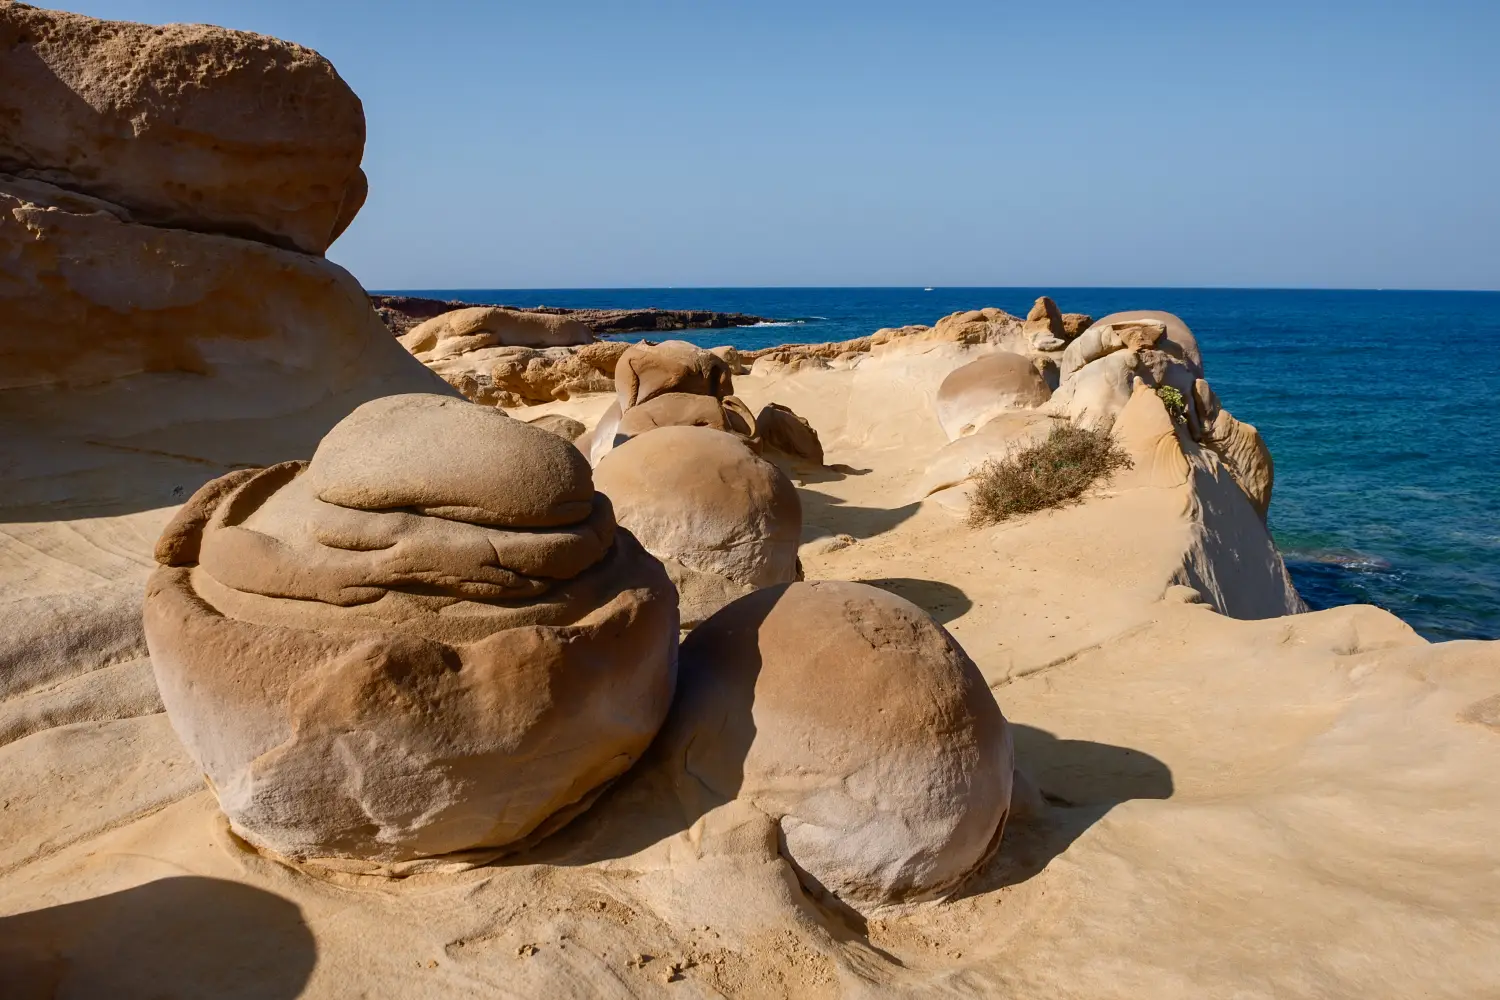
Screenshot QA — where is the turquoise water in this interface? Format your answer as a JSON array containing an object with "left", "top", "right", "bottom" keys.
[{"left": 395, "top": 288, "right": 1500, "bottom": 642}]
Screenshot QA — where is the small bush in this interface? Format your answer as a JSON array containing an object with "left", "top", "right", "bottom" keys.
[
  {"left": 967, "top": 423, "right": 1134, "bottom": 527},
  {"left": 1156, "top": 385, "right": 1187, "bottom": 423}
]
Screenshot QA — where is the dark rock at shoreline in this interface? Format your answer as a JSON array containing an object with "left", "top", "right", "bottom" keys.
[{"left": 369, "top": 294, "right": 768, "bottom": 338}]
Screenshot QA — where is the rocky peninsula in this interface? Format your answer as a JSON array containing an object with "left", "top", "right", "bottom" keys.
[
  {"left": 2, "top": 5, "right": 1498, "bottom": 999},
  {"left": 371, "top": 293, "right": 770, "bottom": 338}
]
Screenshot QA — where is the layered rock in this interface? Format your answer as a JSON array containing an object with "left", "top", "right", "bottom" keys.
[
  {"left": 593, "top": 426, "right": 801, "bottom": 627},
  {"left": 1194, "top": 379, "right": 1274, "bottom": 520},
  {"left": 0, "top": 175, "right": 449, "bottom": 519},
  {"left": 142, "top": 394, "right": 679, "bottom": 865},
  {"left": 0, "top": 5, "right": 366, "bottom": 255},
  {"left": 935, "top": 352, "right": 1054, "bottom": 441},
  {"left": 1091, "top": 309, "right": 1203, "bottom": 377},
  {"left": 667, "top": 581, "right": 1014, "bottom": 911}
]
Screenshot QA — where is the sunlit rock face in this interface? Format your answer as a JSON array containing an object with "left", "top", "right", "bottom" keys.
[{"left": 144, "top": 394, "right": 680, "bottom": 864}]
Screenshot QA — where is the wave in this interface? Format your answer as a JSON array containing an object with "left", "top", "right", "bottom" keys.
[
  {"left": 1283, "top": 548, "right": 1394, "bottom": 572},
  {"left": 748, "top": 320, "right": 806, "bottom": 327}
]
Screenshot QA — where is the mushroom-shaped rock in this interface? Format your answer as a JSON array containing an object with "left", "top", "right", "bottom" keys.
[
  {"left": 935, "top": 352, "right": 1053, "bottom": 441},
  {"left": 1091, "top": 310, "right": 1203, "bottom": 377},
  {"left": 615, "top": 340, "right": 734, "bottom": 410},
  {"left": 142, "top": 394, "right": 679, "bottom": 866},
  {"left": 669, "top": 581, "right": 1014, "bottom": 911},
  {"left": 593, "top": 426, "right": 801, "bottom": 627},
  {"left": 756, "top": 403, "right": 824, "bottom": 465},
  {"left": 398, "top": 308, "right": 595, "bottom": 359}
]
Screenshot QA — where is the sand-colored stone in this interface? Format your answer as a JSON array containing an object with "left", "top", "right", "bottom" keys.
[
  {"left": 143, "top": 394, "right": 679, "bottom": 865},
  {"left": 0, "top": 175, "right": 451, "bottom": 521},
  {"left": 399, "top": 307, "right": 596, "bottom": 359},
  {"left": 1023, "top": 295, "right": 1065, "bottom": 338},
  {"left": 615, "top": 340, "right": 734, "bottom": 410},
  {"left": 917, "top": 410, "right": 1064, "bottom": 499},
  {"left": 1194, "top": 378, "right": 1275, "bottom": 519},
  {"left": 1092, "top": 309, "right": 1204, "bottom": 377},
  {"left": 614, "top": 391, "right": 757, "bottom": 444},
  {"left": 667, "top": 581, "right": 1014, "bottom": 911},
  {"left": 935, "top": 352, "right": 1054, "bottom": 441},
  {"left": 593, "top": 425, "right": 801, "bottom": 627},
  {"left": 0, "top": 5, "right": 366, "bottom": 254},
  {"left": 525, "top": 412, "right": 587, "bottom": 443},
  {"left": 756, "top": 402, "right": 824, "bottom": 465}
]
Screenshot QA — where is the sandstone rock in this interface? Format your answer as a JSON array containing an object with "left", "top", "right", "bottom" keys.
[
  {"left": 0, "top": 5, "right": 366, "bottom": 255},
  {"left": 142, "top": 394, "right": 679, "bottom": 865},
  {"left": 615, "top": 340, "right": 734, "bottom": 410},
  {"left": 1058, "top": 318, "right": 1166, "bottom": 381},
  {"left": 439, "top": 371, "right": 514, "bottom": 407},
  {"left": 935, "top": 352, "right": 1053, "bottom": 441},
  {"left": 1091, "top": 310, "right": 1203, "bottom": 377},
  {"left": 615, "top": 391, "right": 757, "bottom": 444},
  {"left": 710, "top": 345, "right": 749, "bottom": 374},
  {"left": 1023, "top": 296, "right": 1065, "bottom": 338},
  {"left": 749, "top": 353, "right": 833, "bottom": 378},
  {"left": 755, "top": 403, "right": 824, "bottom": 465},
  {"left": 1061, "top": 313, "right": 1094, "bottom": 339},
  {"left": 668, "top": 581, "right": 1013, "bottom": 911},
  {"left": 399, "top": 308, "right": 596, "bottom": 359},
  {"left": 0, "top": 176, "right": 450, "bottom": 519},
  {"left": 525, "top": 413, "right": 587, "bottom": 443},
  {"left": 1194, "top": 379, "right": 1274, "bottom": 519},
  {"left": 593, "top": 426, "right": 801, "bottom": 627},
  {"left": 485, "top": 347, "right": 616, "bottom": 405}
]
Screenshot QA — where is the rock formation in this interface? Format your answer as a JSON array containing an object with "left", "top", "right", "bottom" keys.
[
  {"left": 667, "top": 581, "right": 1014, "bottom": 911},
  {"left": 0, "top": 5, "right": 367, "bottom": 255},
  {"left": 1194, "top": 379, "right": 1275, "bottom": 519},
  {"left": 525, "top": 412, "right": 588, "bottom": 442},
  {"left": 370, "top": 293, "right": 769, "bottom": 337},
  {"left": 755, "top": 402, "right": 825, "bottom": 465},
  {"left": 1091, "top": 309, "right": 1204, "bottom": 377},
  {"left": 593, "top": 425, "right": 801, "bottom": 627},
  {"left": 399, "top": 307, "right": 597, "bottom": 356},
  {"left": 142, "top": 394, "right": 679, "bottom": 866},
  {"left": 935, "top": 352, "right": 1054, "bottom": 441}
]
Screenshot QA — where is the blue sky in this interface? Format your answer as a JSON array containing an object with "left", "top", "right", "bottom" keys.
[{"left": 62, "top": 2, "right": 1500, "bottom": 289}]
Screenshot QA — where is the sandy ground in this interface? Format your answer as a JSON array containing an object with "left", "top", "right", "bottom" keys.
[{"left": 2, "top": 349, "right": 1497, "bottom": 998}]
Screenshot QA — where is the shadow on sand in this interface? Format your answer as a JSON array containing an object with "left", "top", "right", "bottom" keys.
[
  {"left": 857, "top": 576, "right": 972, "bottom": 623},
  {"left": 0, "top": 876, "right": 317, "bottom": 999}
]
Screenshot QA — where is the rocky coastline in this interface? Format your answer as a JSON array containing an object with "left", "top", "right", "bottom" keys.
[{"left": 371, "top": 293, "right": 769, "bottom": 338}]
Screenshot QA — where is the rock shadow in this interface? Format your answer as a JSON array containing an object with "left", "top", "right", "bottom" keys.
[
  {"left": 857, "top": 577, "right": 972, "bottom": 623},
  {"left": 797, "top": 487, "right": 920, "bottom": 540},
  {"left": 0, "top": 876, "right": 317, "bottom": 999},
  {"left": 957, "top": 723, "right": 1173, "bottom": 897}
]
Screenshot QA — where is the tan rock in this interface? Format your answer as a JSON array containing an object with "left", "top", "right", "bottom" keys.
[
  {"left": 666, "top": 580, "right": 1014, "bottom": 911},
  {"left": 1194, "top": 379, "right": 1274, "bottom": 519},
  {"left": 755, "top": 403, "right": 824, "bottom": 465},
  {"left": 484, "top": 348, "right": 615, "bottom": 405},
  {"left": 1058, "top": 318, "right": 1166, "bottom": 381},
  {"left": 1061, "top": 313, "right": 1094, "bottom": 339},
  {"left": 142, "top": 394, "right": 679, "bottom": 865},
  {"left": 615, "top": 340, "right": 734, "bottom": 410},
  {"left": 0, "top": 175, "right": 450, "bottom": 520},
  {"left": 0, "top": 6, "right": 366, "bottom": 255},
  {"left": 593, "top": 426, "right": 801, "bottom": 627},
  {"left": 615, "top": 391, "right": 757, "bottom": 444},
  {"left": 1092, "top": 309, "right": 1203, "bottom": 377},
  {"left": 525, "top": 413, "right": 587, "bottom": 443},
  {"left": 935, "top": 352, "right": 1054, "bottom": 441},
  {"left": 398, "top": 308, "right": 595, "bottom": 359},
  {"left": 1023, "top": 296, "right": 1065, "bottom": 338},
  {"left": 749, "top": 352, "right": 833, "bottom": 378},
  {"left": 710, "top": 344, "right": 749, "bottom": 374}
]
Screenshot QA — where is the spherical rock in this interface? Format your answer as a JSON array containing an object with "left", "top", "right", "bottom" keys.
[
  {"left": 670, "top": 581, "right": 1014, "bottom": 911},
  {"left": 143, "top": 393, "right": 679, "bottom": 866},
  {"left": 593, "top": 426, "right": 801, "bottom": 627},
  {"left": 935, "top": 352, "right": 1053, "bottom": 441}
]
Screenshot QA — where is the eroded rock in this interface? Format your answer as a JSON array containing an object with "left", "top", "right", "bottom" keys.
[{"left": 935, "top": 352, "right": 1054, "bottom": 441}]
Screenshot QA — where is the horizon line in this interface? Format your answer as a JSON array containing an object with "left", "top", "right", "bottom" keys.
[{"left": 370, "top": 284, "right": 1500, "bottom": 295}]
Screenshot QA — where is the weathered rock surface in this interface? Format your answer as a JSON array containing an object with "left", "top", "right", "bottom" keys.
[
  {"left": 593, "top": 425, "right": 801, "bottom": 627},
  {"left": 667, "top": 580, "right": 1014, "bottom": 911},
  {"left": 1023, "top": 295, "right": 1066, "bottom": 338},
  {"left": 525, "top": 412, "right": 587, "bottom": 443},
  {"left": 143, "top": 394, "right": 679, "bottom": 866},
  {"left": 1194, "top": 378, "right": 1275, "bottom": 519},
  {"left": 0, "top": 175, "right": 450, "bottom": 519},
  {"left": 0, "top": 4, "right": 366, "bottom": 255},
  {"left": 1091, "top": 309, "right": 1203, "bottom": 377},
  {"left": 755, "top": 402, "right": 824, "bottom": 465},
  {"left": 615, "top": 340, "right": 734, "bottom": 409},
  {"left": 399, "top": 307, "right": 596, "bottom": 357},
  {"left": 586, "top": 341, "right": 755, "bottom": 462},
  {"left": 935, "top": 352, "right": 1054, "bottom": 441}
]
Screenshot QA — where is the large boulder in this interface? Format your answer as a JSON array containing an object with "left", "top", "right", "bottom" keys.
[
  {"left": 935, "top": 352, "right": 1053, "bottom": 441},
  {"left": 0, "top": 5, "right": 366, "bottom": 255},
  {"left": 587, "top": 341, "right": 754, "bottom": 462},
  {"left": 0, "top": 176, "right": 450, "bottom": 519},
  {"left": 1023, "top": 295, "right": 1065, "bottom": 338},
  {"left": 615, "top": 391, "right": 756, "bottom": 443},
  {"left": 593, "top": 426, "right": 801, "bottom": 627},
  {"left": 142, "top": 394, "right": 679, "bottom": 866},
  {"left": 1090, "top": 309, "right": 1203, "bottom": 377},
  {"left": 398, "top": 307, "right": 596, "bottom": 359},
  {"left": 755, "top": 402, "right": 824, "bottom": 465},
  {"left": 668, "top": 581, "right": 1014, "bottom": 912},
  {"left": 614, "top": 339, "right": 734, "bottom": 409}
]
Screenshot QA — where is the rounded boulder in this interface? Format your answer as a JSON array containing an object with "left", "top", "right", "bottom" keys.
[{"left": 935, "top": 351, "right": 1053, "bottom": 441}]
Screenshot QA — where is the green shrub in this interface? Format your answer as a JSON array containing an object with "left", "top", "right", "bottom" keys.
[
  {"left": 1156, "top": 385, "right": 1187, "bottom": 423},
  {"left": 967, "top": 423, "right": 1134, "bottom": 527}
]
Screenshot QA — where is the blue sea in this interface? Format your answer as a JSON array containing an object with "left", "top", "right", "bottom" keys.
[{"left": 395, "top": 288, "right": 1500, "bottom": 643}]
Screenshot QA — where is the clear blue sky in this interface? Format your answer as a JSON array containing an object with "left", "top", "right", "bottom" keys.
[{"left": 63, "top": 2, "right": 1500, "bottom": 289}]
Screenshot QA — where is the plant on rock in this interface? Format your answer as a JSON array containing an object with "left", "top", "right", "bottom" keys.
[
  {"left": 968, "top": 423, "right": 1133, "bottom": 526},
  {"left": 1156, "top": 385, "right": 1187, "bottom": 423}
]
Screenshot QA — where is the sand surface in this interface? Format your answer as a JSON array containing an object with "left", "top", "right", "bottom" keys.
[{"left": 3, "top": 346, "right": 1497, "bottom": 998}]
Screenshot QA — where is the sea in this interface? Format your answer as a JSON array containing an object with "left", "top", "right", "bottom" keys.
[{"left": 395, "top": 287, "right": 1500, "bottom": 643}]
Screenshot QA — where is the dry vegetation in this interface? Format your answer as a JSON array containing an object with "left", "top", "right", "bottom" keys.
[{"left": 968, "top": 423, "right": 1134, "bottom": 526}]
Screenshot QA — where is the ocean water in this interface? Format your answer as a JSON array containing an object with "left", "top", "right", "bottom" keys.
[{"left": 397, "top": 287, "right": 1500, "bottom": 642}]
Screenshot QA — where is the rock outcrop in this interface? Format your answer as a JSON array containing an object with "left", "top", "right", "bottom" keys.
[
  {"left": 1194, "top": 379, "right": 1274, "bottom": 519},
  {"left": 0, "top": 4, "right": 367, "bottom": 255},
  {"left": 142, "top": 394, "right": 679, "bottom": 866},
  {"left": 935, "top": 352, "right": 1054, "bottom": 441},
  {"left": 667, "top": 581, "right": 1014, "bottom": 911},
  {"left": 755, "top": 402, "right": 824, "bottom": 465},
  {"left": 370, "top": 294, "right": 769, "bottom": 337},
  {"left": 399, "top": 307, "right": 596, "bottom": 357},
  {"left": 1091, "top": 309, "right": 1203, "bottom": 377},
  {"left": 593, "top": 425, "right": 801, "bottom": 627}
]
